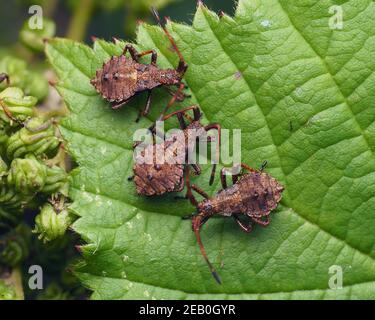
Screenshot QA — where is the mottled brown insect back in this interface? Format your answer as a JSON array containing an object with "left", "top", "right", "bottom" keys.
[
  {"left": 90, "top": 8, "right": 189, "bottom": 121},
  {"left": 131, "top": 97, "right": 221, "bottom": 196},
  {"left": 90, "top": 53, "right": 182, "bottom": 106},
  {"left": 133, "top": 140, "right": 185, "bottom": 196},
  {"left": 185, "top": 163, "right": 284, "bottom": 284},
  {"left": 202, "top": 171, "right": 284, "bottom": 220},
  {"left": 91, "top": 55, "right": 137, "bottom": 103}
]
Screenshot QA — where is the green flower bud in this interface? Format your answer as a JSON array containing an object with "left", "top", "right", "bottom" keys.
[
  {"left": 36, "top": 282, "right": 71, "bottom": 300},
  {"left": 33, "top": 203, "right": 72, "bottom": 243},
  {"left": 0, "top": 207, "right": 23, "bottom": 229},
  {"left": 0, "top": 56, "right": 48, "bottom": 101},
  {"left": 0, "top": 57, "right": 26, "bottom": 91},
  {"left": 7, "top": 155, "right": 47, "bottom": 195},
  {"left": 23, "top": 71, "right": 49, "bottom": 102},
  {"left": 0, "top": 121, "right": 9, "bottom": 141},
  {"left": 0, "top": 156, "right": 7, "bottom": 191},
  {"left": 20, "top": 18, "right": 56, "bottom": 52},
  {"left": 0, "top": 87, "right": 36, "bottom": 126},
  {"left": 0, "top": 87, "right": 37, "bottom": 107},
  {"left": 0, "top": 184, "right": 31, "bottom": 214},
  {"left": 6, "top": 117, "right": 60, "bottom": 159},
  {"left": 0, "top": 224, "right": 30, "bottom": 267},
  {"left": 0, "top": 155, "right": 7, "bottom": 175},
  {"left": 0, "top": 280, "right": 17, "bottom": 300},
  {"left": 0, "top": 242, "right": 25, "bottom": 266},
  {"left": 41, "top": 165, "right": 69, "bottom": 195}
]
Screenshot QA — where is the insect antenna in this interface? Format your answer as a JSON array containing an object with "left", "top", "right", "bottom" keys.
[
  {"left": 151, "top": 7, "right": 186, "bottom": 66},
  {"left": 260, "top": 160, "right": 268, "bottom": 171},
  {"left": 193, "top": 216, "right": 222, "bottom": 284},
  {"left": 204, "top": 124, "right": 221, "bottom": 186}
]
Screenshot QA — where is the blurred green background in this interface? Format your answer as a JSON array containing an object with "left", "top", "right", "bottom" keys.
[{"left": 0, "top": 0, "right": 235, "bottom": 46}]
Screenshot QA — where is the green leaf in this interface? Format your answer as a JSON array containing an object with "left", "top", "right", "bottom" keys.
[{"left": 46, "top": 0, "right": 375, "bottom": 299}]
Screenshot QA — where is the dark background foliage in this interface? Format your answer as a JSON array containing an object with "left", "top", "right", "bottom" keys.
[{"left": 0, "top": 0, "right": 235, "bottom": 45}]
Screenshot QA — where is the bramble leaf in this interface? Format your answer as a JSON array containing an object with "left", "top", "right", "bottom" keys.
[{"left": 46, "top": 0, "right": 375, "bottom": 299}]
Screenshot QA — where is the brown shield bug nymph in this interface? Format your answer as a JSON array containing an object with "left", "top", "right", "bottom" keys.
[
  {"left": 132, "top": 138, "right": 186, "bottom": 196},
  {"left": 185, "top": 163, "right": 284, "bottom": 284},
  {"left": 90, "top": 8, "right": 188, "bottom": 121},
  {"left": 131, "top": 87, "right": 221, "bottom": 196}
]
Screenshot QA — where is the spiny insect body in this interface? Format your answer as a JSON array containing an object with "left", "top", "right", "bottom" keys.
[
  {"left": 90, "top": 8, "right": 188, "bottom": 121},
  {"left": 185, "top": 163, "right": 284, "bottom": 284},
  {"left": 132, "top": 96, "right": 220, "bottom": 196}
]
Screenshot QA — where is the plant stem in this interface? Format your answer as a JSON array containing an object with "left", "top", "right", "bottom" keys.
[
  {"left": 11, "top": 268, "right": 24, "bottom": 300},
  {"left": 66, "top": 0, "right": 95, "bottom": 41},
  {"left": 3, "top": 268, "right": 24, "bottom": 300},
  {"left": 44, "top": 0, "right": 59, "bottom": 18}
]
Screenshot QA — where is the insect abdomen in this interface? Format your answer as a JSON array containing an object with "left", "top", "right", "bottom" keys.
[
  {"left": 91, "top": 56, "right": 138, "bottom": 102},
  {"left": 239, "top": 172, "right": 283, "bottom": 217}
]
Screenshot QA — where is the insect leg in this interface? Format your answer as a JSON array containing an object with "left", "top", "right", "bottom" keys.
[
  {"left": 176, "top": 60, "right": 188, "bottom": 76},
  {"left": 184, "top": 165, "right": 199, "bottom": 207},
  {"left": 161, "top": 105, "right": 199, "bottom": 122},
  {"left": 165, "top": 86, "right": 190, "bottom": 102},
  {"left": 241, "top": 163, "right": 259, "bottom": 173},
  {"left": 193, "top": 107, "right": 202, "bottom": 121},
  {"left": 0, "top": 73, "right": 9, "bottom": 85},
  {"left": 233, "top": 214, "right": 253, "bottom": 233},
  {"left": 205, "top": 124, "right": 221, "bottom": 186},
  {"left": 157, "top": 83, "right": 185, "bottom": 121},
  {"left": 111, "top": 97, "right": 132, "bottom": 110},
  {"left": 191, "top": 184, "right": 209, "bottom": 199},
  {"left": 137, "top": 50, "right": 158, "bottom": 65},
  {"left": 149, "top": 105, "right": 196, "bottom": 138},
  {"left": 177, "top": 113, "right": 187, "bottom": 129},
  {"left": 220, "top": 168, "right": 228, "bottom": 189},
  {"left": 123, "top": 44, "right": 140, "bottom": 61},
  {"left": 192, "top": 214, "right": 222, "bottom": 284},
  {"left": 183, "top": 112, "right": 193, "bottom": 123},
  {"left": 151, "top": 7, "right": 188, "bottom": 77},
  {"left": 259, "top": 160, "right": 268, "bottom": 171},
  {"left": 209, "top": 165, "right": 217, "bottom": 186},
  {"left": 136, "top": 90, "right": 153, "bottom": 122},
  {"left": 252, "top": 215, "right": 270, "bottom": 227},
  {"left": 232, "top": 173, "right": 240, "bottom": 185},
  {"left": 204, "top": 124, "right": 221, "bottom": 136},
  {"left": 191, "top": 164, "right": 201, "bottom": 175}
]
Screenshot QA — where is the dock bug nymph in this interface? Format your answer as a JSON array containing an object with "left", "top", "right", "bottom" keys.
[
  {"left": 90, "top": 8, "right": 188, "bottom": 121},
  {"left": 185, "top": 163, "right": 284, "bottom": 284},
  {"left": 131, "top": 86, "right": 221, "bottom": 196}
]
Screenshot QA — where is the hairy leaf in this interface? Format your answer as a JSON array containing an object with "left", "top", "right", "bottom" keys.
[{"left": 46, "top": 0, "right": 375, "bottom": 299}]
